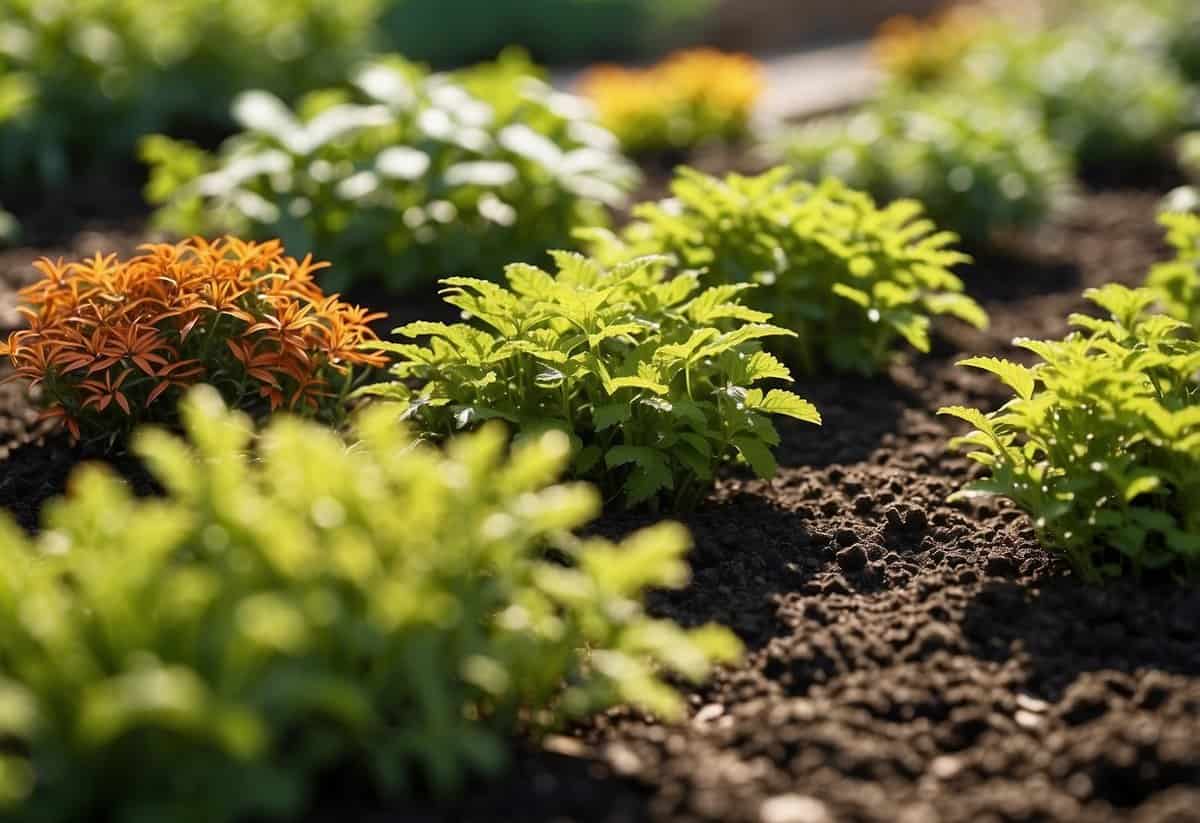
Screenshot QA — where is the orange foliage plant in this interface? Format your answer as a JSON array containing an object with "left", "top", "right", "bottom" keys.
[
  {"left": 580, "top": 48, "right": 763, "bottom": 155},
  {"left": 872, "top": 5, "right": 988, "bottom": 87},
  {"left": 0, "top": 237, "right": 386, "bottom": 443}
]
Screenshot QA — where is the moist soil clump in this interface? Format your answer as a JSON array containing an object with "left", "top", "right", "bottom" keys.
[{"left": 2, "top": 188, "right": 1199, "bottom": 823}]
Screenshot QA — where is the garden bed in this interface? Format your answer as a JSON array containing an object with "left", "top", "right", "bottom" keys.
[{"left": 2, "top": 170, "right": 1198, "bottom": 821}]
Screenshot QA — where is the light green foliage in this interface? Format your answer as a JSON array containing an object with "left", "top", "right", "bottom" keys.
[
  {"left": 1148, "top": 212, "right": 1200, "bottom": 329},
  {"left": 586, "top": 168, "right": 987, "bottom": 375},
  {"left": 359, "top": 252, "right": 820, "bottom": 509},
  {"left": 1074, "top": 0, "right": 1200, "bottom": 85},
  {"left": 1181, "top": 132, "right": 1200, "bottom": 181},
  {"left": 144, "top": 51, "right": 638, "bottom": 292},
  {"left": 1161, "top": 133, "right": 1200, "bottom": 213},
  {"left": 880, "top": 14, "right": 1194, "bottom": 173},
  {"left": 0, "top": 206, "right": 16, "bottom": 246},
  {"left": 0, "top": 386, "right": 740, "bottom": 820},
  {"left": 380, "top": 0, "right": 714, "bottom": 67},
  {"left": 777, "top": 94, "right": 1072, "bottom": 243},
  {"left": 995, "top": 28, "right": 1194, "bottom": 171},
  {"left": 0, "top": 0, "right": 380, "bottom": 193},
  {"left": 941, "top": 285, "right": 1200, "bottom": 581}
]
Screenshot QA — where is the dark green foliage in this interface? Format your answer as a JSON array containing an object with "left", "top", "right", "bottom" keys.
[
  {"left": 0, "top": 386, "right": 740, "bottom": 820},
  {"left": 0, "top": 0, "right": 381, "bottom": 194},
  {"left": 942, "top": 285, "right": 1200, "bottom": 581},
  {"left": 777, "top": 93, "right": 1073, "bottom": 243},
  {"left": 586, "top": 168, "right": 988, "bottom": 375},
  {"left": 143, "top": 52, "right": 638, "bottom": 292},
  {"left": 379, "top": 0, "right": 715, "bottom": 68},
  {"left": 359, "top": 252, "right": 821, "bottom": 509}
]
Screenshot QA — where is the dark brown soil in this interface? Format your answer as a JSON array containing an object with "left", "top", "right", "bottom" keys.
[{"left": 2, "top": 187, "right": 1199, "bottom": 823}]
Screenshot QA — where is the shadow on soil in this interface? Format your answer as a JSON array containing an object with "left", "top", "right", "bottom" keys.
[{"left": 961, "top": 575, "right": 1200, "bottom": 701}]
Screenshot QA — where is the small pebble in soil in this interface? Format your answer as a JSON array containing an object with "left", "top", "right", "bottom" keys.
[{"left": 759, "top": 794, "right": 833, "bottom": 823}]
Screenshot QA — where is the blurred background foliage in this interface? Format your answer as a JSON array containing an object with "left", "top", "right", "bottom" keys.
[{"left": 380, "top": 0, "right": 716, "bottom": 68}]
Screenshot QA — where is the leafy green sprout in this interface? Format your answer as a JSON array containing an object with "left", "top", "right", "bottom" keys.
[
  {"left": 358, "top": 252, "right": 821, "bottom": 509},
  {"left": 942, "top": 285, "right": 1200, "bottom": 581},
  {"left": 0, "top": 385, "right": 741, "bottom": 819}
]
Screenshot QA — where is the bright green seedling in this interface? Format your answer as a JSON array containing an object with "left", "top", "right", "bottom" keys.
[
  {"left": 1147, "top": 212, "right": 1200, "bottom": 329},
  {"left": 143, "top": 51, "right": 638, "bottom": 292},
  {"left": 941, "top": 285, "right": 1200, "bottom": 581},
  {"left": 0, "top": 386, "right": 740, "bottom": 820},
  {"left": 777, "top": 94, "right": 1073, "bottom": 243},
  {"left": 586, "top": 167, "right": 987, "bottom": 375},
  {"left": 359, "top": 252, "right": 821, "bottom": 509}
]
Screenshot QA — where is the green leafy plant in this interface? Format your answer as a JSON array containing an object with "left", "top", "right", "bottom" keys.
[
  {"left": 876, "top": 11, "right": 1195, "bottom": 173},
  {"left": 585, "top": 167, "right": 988, "bottom": 375},
  {"left": 1147, "top": 212, "right": 1200, "bottom": 329},
  {"left": 1000, "top": 28, "right": 1194, "bottom": 171},
  {"left": 143, "top": 51, "right": 638, "bottom": 292},
  {"left": 359, "top": 252, "right": 821, "bottom": 509},
  {"left": 0, "top": 0, "right": 381, "bottom": 194},
  {"left": 941, "top": 285, "right": 1200, "bottom": 581},
  {"left": 776, "top": 93, "right": 1073, "bottom": 243},
  {"left": 379, "top": 0, "right": 715, "bottom": 68},
  {"left": 0, "top": 386, "right": 741, "bottom": 820},
  {"left": 1074, "top": 0, "right": 1200, "bottom": 85}
]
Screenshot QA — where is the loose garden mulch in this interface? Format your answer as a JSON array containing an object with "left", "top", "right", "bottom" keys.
[{"left": 2, "top": 181, "right": 1199, "bottom": 822}]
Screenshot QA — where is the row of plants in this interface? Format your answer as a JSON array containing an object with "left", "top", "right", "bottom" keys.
[
  {"left": 0, "top": 1, "right": 717, "bottom": 212},
  {"left": 774, "top": 0, "right": 1200, "bottom": 243},
  {"left": 5, "top": 163, "right": 989, "bottom": 489},
  {"left": 2, "top": 177, "right": 1198, "bottom": 820},
  {"left": 2, "top": 4, "right": 1200, "bottom": 818},
  {"left": 0, "top": 158, "right": 962, "bottom": 816},
  {"left": 142, "top": 50, "right": 640, "bottom": 291}
]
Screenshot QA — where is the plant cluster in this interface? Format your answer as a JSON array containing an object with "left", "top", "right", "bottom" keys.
[
  {"left": 995, "top": 29, "right": 1194, "bottom": 172},
  {"left": 0, "top": 237, "right": 385, "bottom": 444},
  {"left": 942, "top": 285, "right": 1200, "bottom": 581},
  {"left": 144, "top": 51, "right": 638, "bottom": 292},
  {"left": 580, "top": 48, "right": 763, "bottom": 156},
  {"left": 359, "top": 252, "right": 820, "bottom": 509},
  {"left": 0, "top": 386, "right": 740, "bottom": 820},
  {"left": 777, "top": 92, "right": 1073, "bottom": 243},
  {"left": 1079, "top": 0, "right": 1200, "bottom": 85},
  {"left": 380, "top": 0, "right": 715, "bottom": 68},
  {"left": 1147, "top": 212, "right": 1200, "bottom": 329},
  {"left": 872, "top": 6, "right": 990, "bottom": 90},
  {"left": 0, "top": 0, "right": 381, "bottom": 195},
  {"left": 586, "top": 168, "right": 988, "bottom": 375},
  {"left": 869, "top": 5, "right": 1196, "bottom": 174}
]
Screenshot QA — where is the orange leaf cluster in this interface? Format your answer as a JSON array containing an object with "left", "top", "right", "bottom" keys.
[
  {"left": 580, "top": 48, "right": 763, "bottom": 155},
  {"left": 0, "top": 237, "right": 386, "bottom": 441}
]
